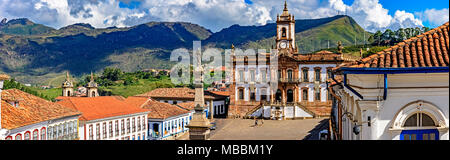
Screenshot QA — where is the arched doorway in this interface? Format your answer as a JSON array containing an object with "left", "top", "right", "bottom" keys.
[
  {"left": 275, "top": 89, "right": 282, "bottom": 102},
  {"left": 400, "top": 113, "right": 439, "bottom": 140},
  {"left": 287, "top": 89, "right": 293, "bottom": 103},
  {"left": 391, "top": 101, "right": 447, "bottom": 140}
]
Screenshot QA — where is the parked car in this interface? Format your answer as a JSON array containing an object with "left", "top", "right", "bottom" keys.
[
  {"left": 210, "top": 122, "right": 217, "bottom": 130},
  {"left": 319, "top": 130, "right": 328, "bottom": 140}
]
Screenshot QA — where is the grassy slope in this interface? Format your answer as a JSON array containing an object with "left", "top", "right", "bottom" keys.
[{"left": 243, "top": 16, "right": 372, "bottom": 53}]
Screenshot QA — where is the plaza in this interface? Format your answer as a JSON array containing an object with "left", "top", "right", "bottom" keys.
[{"left": 210, "top": 118, "right": 329, "bottom": 140}]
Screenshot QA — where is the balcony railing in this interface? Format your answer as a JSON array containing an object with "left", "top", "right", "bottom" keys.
[{"left": 279, "top": 78, "right": 301, "bottom": 83}]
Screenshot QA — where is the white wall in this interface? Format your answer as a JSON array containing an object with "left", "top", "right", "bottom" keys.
[{"left": 338, "top": 73, "right": 449, "bottom": 140}]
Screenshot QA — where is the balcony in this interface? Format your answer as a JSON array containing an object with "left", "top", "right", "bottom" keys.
[{"left": 279, "top": 78, "right": 301, "bottom": 83}]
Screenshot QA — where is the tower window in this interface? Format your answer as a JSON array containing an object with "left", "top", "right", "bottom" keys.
[{"left": 282, "top": 28, "right": 287, "bottom": 38}]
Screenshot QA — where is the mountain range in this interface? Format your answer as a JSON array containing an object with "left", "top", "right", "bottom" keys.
[{"left": 0, "top": 15, "right": 370, "bottom": 85}]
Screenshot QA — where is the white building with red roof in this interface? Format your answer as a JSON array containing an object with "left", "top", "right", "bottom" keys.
[
  {"left": 125, "top": 97, "right": 191, "bottom": 140},
  {"left": 56, "top": 96, "right": 150, "bottom": 140},
  {"left": 1, "top": 81, "right": 82, "bottom": 140},
  {"left": 329, "top": 22, "right": 449, "bottom": 140}
]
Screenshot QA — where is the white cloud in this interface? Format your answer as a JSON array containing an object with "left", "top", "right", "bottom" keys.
[
  {"left": 415, "top": 8, "right": 449, "bottom": 27},
  {"left": 0, "top": 0, "right": 435, "bottom": 32}
]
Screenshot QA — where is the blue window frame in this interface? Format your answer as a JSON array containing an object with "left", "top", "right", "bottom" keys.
[{"left": 400, "top": 129, "right": 439, "bottom": 140}]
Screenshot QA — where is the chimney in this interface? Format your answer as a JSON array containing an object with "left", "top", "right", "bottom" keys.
[{"left": 0, "top": 74, "right": 10, "bottom": 138}]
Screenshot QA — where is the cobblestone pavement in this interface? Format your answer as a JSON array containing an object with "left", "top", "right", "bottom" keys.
[{"left": 210, "top": 118, "right": 329, "bottom": 140}]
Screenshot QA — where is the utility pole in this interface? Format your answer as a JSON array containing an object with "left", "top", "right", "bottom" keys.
[{"left": 327, "top": 40, "right": 330, "bottom": 49}]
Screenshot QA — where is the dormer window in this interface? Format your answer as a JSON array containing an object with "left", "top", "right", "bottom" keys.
[{"left": 9, "top": 101, "right": 19, "bottom": 107}]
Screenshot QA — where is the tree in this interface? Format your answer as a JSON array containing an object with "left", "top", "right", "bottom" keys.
[{"left": 102, "top": 68, "right": 123, "bottom": 81}]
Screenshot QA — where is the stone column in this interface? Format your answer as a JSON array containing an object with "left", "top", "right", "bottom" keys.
[
  {"left": 357, "top": 101, "right": 379, "bottom": 140},
  {"left": 210, "top": 99, "right": 214, "bottom": 121}
]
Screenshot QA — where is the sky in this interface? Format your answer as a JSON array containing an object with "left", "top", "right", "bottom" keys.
[{"left": 0, "top": 0, "right": 448, "bottom": 32}]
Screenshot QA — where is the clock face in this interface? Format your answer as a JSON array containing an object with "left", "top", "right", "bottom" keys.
[{"left": 280, "top": 42, "right": 287, "bottom": 49}]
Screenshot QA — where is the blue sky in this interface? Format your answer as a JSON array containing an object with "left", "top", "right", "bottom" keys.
[{"left": 0, "top": 0, "right": 448, "bottom": 32}]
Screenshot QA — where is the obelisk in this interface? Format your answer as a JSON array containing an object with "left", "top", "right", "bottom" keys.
[{"left": 186, "top": 48, "right": 211, "bottom": 140}]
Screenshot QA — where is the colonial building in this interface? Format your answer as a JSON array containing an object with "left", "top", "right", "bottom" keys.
[
  {"left": 135, "top": 88, "right": 228, "bottom": 118},
  {"left": 1, "top": 87, "right": 81, "bottom": 140},
  {"left": 56, "top": 96, "right": 150, "bottom": 140},
  {"left": 230, "top": 2, "right": 356, "bottom": 119},
  {"left": 125, "top": 96, "right": 191, "bottom": 140},
  {"left": 328, "top": 22, "right": 449, "bottom": 140}
]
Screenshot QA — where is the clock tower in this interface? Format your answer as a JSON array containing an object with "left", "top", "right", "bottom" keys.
[{"left": 276, "top": 1, "right": 297, "bottom": 55}]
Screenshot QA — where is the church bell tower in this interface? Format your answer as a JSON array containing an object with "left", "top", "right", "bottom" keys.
[
  {"left": 86, "top": 72, "right": 99, "bottom": 97},
  {"left": 62, "top": 71, "right": 74, "bottom": 97},
  {"left": 276, "top": 1, "right": 297, "bottom": 55}
]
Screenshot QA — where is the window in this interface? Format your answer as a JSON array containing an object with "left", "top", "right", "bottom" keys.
[
  {"left": 250, "top": 92, "right": 255, "bottom": 101},
  {"left": 115, "top": 120, "right": 119, "bottom": 136},
  {"left": 33, "top": 130, "right": 38, "bottom": 140},
  {"left": 72, "top": 121, "right": 77, "bottom": 135},
  {"left": 109, "top": 121, "right": 113, "bottom": 138},
  {"left": 68, "top": 122, "right": 73, "bottom": 135},
  {"left": 64, "top": 123, "right": 68, "bottom": 138},
  {"left": 282, "top": 28, "right": 286, "bottom": 37},
  {"left": 41, "top": 128, "right": 46, "bottom": 140},
  {"left": 127, "top": 118, "right": 130, "bottom": 134},
  {"left": 302, "top": 69, "right": 309, "bottom": 82},
  {"left": 403, "top": 113, "right": 436, "bottom": 127},
  {"left": 15, "top": 134, "right": 22, "bottom": 140},
  {"left": 89, "top": 125, "right": 93, "bottom": 140},
  {"left": 121, "top": 119, "right": 125, "bottom": 135},
  {"left": 250, "top": 70, "right": 255, "bottom": 82},
  {"left": 261, "top": 69, "right": 267, "bottom": 83},
  {"left": 96, "top": 123, "right": 100, "bottom": 140},
  {"left": 142, "top": 116, "right": 146, "bottom": 130},
  {"left": 102, "top": 122, "right": 107, "bottom": 139},
  {"left": 47, "top": 127, "right": 53, "bottom": 140},
  {"left": 239, "top": 89, "right": 244, "bottom": 100},
  {"left": 327, "top": 68, "right": 332, "bottom": 79},
  {"left": 58, "top": 125, "right": 62, "bottom": 139},
  {"left": 137, "top": 117, "right": 141, "bottom": 131},
  {"left": 315, "top": 68, "right": 321, "bottom": 82},
  {"left": 24, "top": 131, "right": 31, "bottom": 140},
  {"left": 53, "top": 125, "right": 57, "bottom": 139},
  {"left": 239, "top": 70, "right": 244, "bottom": 82},
  {"left": 261, "top": 88, "right": 267, "bottom": 101},
  {"left": 302, "top": 89, "right": 308, "bottom": 101},
  {"left": 132, "top": 118, "right": 136, "bottom": 133},
  {"left": 315, "top": 90, "right": 321, "bottom": 101},
  {"left": 287, "top": 70, "right": 293, "bottom": 81}
]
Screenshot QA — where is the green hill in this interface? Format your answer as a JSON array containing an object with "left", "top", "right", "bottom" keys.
[
  {"left": 208, "top": 15, "right": 371, "bottom": 53},
  {"left": 0, "top": 18, "right": 56, "bottom": 35},
  {"left": 0, "top": 16, "right": 369, "bottom": 85}
]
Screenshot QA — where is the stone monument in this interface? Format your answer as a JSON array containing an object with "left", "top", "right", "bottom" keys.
[{"left": 186, "top": 49, "right": 211, "bottom": 140}]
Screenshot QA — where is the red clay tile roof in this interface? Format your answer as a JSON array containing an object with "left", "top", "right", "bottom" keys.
[
  {"left": 1, "top": 89, "right": 81, "bottom": 130},
  {"left": 137, "top": 98, "right": 190, "bottom": 119},
  {"left": 177, "top": 101, "right": 196, "bottom": 111},
  {"left": 336, "top": 22, "right": 449, "bottom": 69},
  {"left": 135, "top": 88, "right": 215, "bottom": 100},
  {"left": 56, "top": 96, "right": 149, "bottom": 121},
  {"left": 208, "top": 91, "right": 230, "bottom": 97},
  {"left": 0, "top": 74, "right": 10, "bottom": 80},
  {"left": 327, "top": 75, "right": 343, "bottom": 86},
  {"left": 295, "top": 50, "right": 359, "bottom": 62}
]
